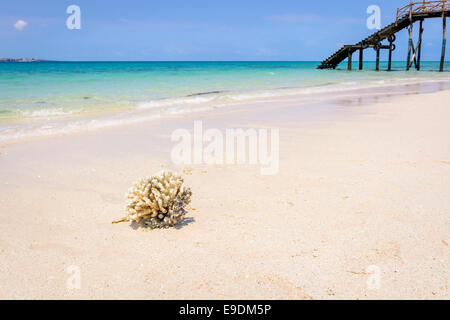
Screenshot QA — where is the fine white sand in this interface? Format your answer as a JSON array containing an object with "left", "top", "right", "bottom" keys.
[{"left": 0, "top": 85, "right": 449, "bottom": 299}]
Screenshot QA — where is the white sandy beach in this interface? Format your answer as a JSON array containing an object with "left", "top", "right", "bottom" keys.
[{"left": 0, "top": 85, "right": 449, "bottom": 299}]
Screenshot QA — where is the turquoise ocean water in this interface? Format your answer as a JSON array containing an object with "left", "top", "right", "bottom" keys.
[{"left": 0, "top": 61, "right": 449, "bottom": 142}]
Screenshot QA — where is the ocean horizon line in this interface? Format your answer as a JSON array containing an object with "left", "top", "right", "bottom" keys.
[{"left": 2, "top": 59, "right": 450, "bottom": 63}]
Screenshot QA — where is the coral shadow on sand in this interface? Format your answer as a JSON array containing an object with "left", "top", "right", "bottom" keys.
[{"left": 129, "top": 216, "right": 195, "bottom": 230}]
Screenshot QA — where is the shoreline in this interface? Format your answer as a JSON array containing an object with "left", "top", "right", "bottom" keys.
[
  {"left": 1, "top": 79, "right": 450, "bottom": 146},
  {"left": 0, "top": 85, "right": 449, "bottom": 299}
]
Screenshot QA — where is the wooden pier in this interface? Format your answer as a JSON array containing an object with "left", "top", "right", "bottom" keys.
[{"left": 318, "top": 0, "right": 450, "bottom": 71}]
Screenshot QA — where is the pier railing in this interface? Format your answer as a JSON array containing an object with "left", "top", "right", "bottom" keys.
[{"left": 397, "top": 0, "right": 449, "bottom": 24}]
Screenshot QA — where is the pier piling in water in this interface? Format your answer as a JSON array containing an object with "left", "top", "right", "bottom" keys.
[
  {"left": 417, "top": 20, "right": 424, "bottom": 70},
  {"left": 407, "top": 5, "right": 413, "bottom": 71},
  {"left": 441, "top": 15, "right": 447, "bottom": 72},
  {"left": 376, "top": 48, "right": 380, "bottom": 71},
  {"left": 348, "top": 51, "right": 352, "bottom": 70},
  {"left": 359, "top": 49, "right": 363, "bottom": 70},
  {"left": 388, "top": 35, "right": 396, "bottom": 71}
]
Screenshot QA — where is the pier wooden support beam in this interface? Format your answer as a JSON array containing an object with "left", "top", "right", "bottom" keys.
[
  {"left": 359, "top": 48, "right": 363, "bottom": 70},
  {"left": 440, "top": 15, "right": 447, "bottom": 72},
  {"left": 348, "top": 51, "right": 352, "bottom": 71},
  {"left": 388, "top": 44, "right": 393, "bottom": 71},
  {"left": 388, "top": 35, "right": 396, "bottom": 71},
  {"left": 406, "top": 8, "right": 413, "bottom": 71},
  {"left": 417, "top": 20, "right": 424, "bottom": 70},
  {"left": 376, "top": 48, "right": 380, "bottom": 71}
]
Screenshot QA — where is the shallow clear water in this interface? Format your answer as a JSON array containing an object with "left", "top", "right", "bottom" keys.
[{"left": 0, "top": 61, "right": 449, "bottom": 141}]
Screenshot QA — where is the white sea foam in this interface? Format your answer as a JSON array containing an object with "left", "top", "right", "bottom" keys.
[
  {"left": 20, "top": 108, "right": 75, "bottom": 117},
  {"left": 138, "top": 95, "right": 216, "bottom": 110}
]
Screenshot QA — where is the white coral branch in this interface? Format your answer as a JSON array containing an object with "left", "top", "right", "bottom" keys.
[{"left": 113, "top": 170, "right": 192, "bottom": 229}]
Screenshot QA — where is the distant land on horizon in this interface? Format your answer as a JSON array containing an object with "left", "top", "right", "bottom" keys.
[{"left": 0, "top": 58, "right": 41, "bottom": 62}]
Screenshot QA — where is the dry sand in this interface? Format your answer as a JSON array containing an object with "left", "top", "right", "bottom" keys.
[{"left": 0, "top": 84, "right": 449, "bottom": 299}]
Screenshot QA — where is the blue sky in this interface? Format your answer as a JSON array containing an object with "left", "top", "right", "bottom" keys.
[{"left": 0, "top": 0, "right": 447, "bottom": 61}]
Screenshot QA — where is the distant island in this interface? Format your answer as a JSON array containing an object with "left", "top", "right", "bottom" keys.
[{"left": 0, "top": 58, "right": 41, "bottom": 62}]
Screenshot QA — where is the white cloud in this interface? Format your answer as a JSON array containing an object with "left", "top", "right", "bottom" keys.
[{"left": 14, "top": 20, "right": 28, "bottom": 31}]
